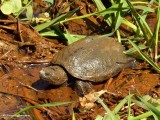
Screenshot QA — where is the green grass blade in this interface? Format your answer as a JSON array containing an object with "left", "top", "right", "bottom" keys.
[
  {"left": 122, "top": 19, "right": 144, "bottom": 36},
  {"left": 128, "top": 39, "right": 160, "bottom": 72},
  {"left": 126, "top": 0, "right": 150, "bottom": 42},
  {"left": 125, "top": 44, "right": 147, "bottom": 54},
  {"left": 41, "top": 30, "right": 86, "bottom": 39},
  {"left": 55, "top": 1, "right": 75, "bottom": 17},
  {"left": 93, "top": 0, "right": 112, "bottom": 26},
  {"left": 64, "top": 7, "right": 80, "bottom": 19},
  {"left": 35, "top": 7, "right": 79, "bottom": 31},
  {"left": 130, "top": 106, "right": 160, "bottom": 120},
  {"left": 34, "top": 14, "right": 67, "bottom": 31},
  {"left": 131, "top": 96, "right": 160, "bottom": 119},
  {"left": 136, "top": 95, "right": 160, "bottom": 119},
  {"left": 113, "top": 0, "right": 128, "bottom": 30},
  {"left": 94, "top": 0, "right": 129, "bottom": 38},
  {"left": 102, "top": 94, "right": 134, "bottom": 119},
  {"left": 12, "top": 102, "right": 71, "bottom": 118},
  {"left": 127, "top": 94, "right": 132, "bottom": 119},
  {"left": 72, "top": 110, "right": 76, "bottom": 120},
  {"left": 139, "top": 15, "right": 153, "bottom": 38},
  {"left": 113, "top": 94, "right": 134, "bottom": 114},
  {"left": 97, "top": 97, "right": 119, "bottom": 120},
  {"left": 149, "top": 4, "right": 160, "bottom": 62},
  {"left": 93, "top": 0, "right": 106, "bottom": 11},
  {"left": 59, "top": 4, "right": 127, "bottom": 25},
  {"left": 150, "top": 8, "right": 160, "bottom": 47},
  {"left": 133, "top": 5, "right": 154, "bottom": 12},
  {"left": 64, "top": 29, "right": 76, "bottom": 44}
]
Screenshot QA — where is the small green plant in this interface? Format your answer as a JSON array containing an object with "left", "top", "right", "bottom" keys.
[
  {"left": 0, "top": 0, "right": 22, "bottom": 15},
  {"left": 0, "top": 0, "right": 33, "bottom": 19}
]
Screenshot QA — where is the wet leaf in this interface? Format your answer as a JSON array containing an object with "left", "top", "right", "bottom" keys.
[{"left": 79, "top": 90, "right": 107, "bottom": 110}]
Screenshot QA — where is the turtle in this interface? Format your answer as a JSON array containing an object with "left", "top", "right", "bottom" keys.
[{"left": 40, "top": 36, "right": 135, "bottom": 94}]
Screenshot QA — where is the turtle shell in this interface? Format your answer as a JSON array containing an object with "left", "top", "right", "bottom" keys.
[{"left": 52, "top": 36, "right": 129, "bottom": 82}]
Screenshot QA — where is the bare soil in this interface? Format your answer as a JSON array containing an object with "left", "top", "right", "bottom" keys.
[{"left": 0, "top": 0, "right": 159, "bottom": 120}]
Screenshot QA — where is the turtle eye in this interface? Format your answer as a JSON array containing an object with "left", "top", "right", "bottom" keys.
[{"left": 45, "top": 72, "right": 50, "bottom": 76}]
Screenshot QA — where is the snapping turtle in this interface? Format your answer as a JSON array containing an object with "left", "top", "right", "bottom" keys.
[{"left": 40, "top": 36, "right": 134, "bottom": 94}]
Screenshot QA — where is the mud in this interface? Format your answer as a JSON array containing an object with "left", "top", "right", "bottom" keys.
[{"left": 0, "top": 0, "right": 159, "bottom": 120}]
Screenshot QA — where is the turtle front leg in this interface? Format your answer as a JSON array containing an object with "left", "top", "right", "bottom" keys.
[{"left": 74, "top": 80, "right": 93, "bottom": 96}]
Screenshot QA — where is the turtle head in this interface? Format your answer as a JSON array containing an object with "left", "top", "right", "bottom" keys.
[
  {"left": 125, "top": 57, "right": 136, "bottom": 69},
  {"left": 40, "top": 65, "right": 68, "bottom": 85}
]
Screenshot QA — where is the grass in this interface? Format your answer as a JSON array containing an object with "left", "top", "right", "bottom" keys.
[
  {"left": 12, "top": 102, "right": 71, "bottom": 118},
  {"left": 95, "top": 94, "right": 160, "bottom": 120},
  {"left": 2, "top": 0, "right": 160, "bottom": 119},
  {"left": 37, "top": 0, "right": 160, "bottom": 119},
  {"left": 12, "top": 94, "right": 160, "bottom": 120}
]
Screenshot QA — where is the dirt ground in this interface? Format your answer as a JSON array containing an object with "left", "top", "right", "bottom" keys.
[{"left": 0, "top": 0, "right": 159, "bottom": 120}]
